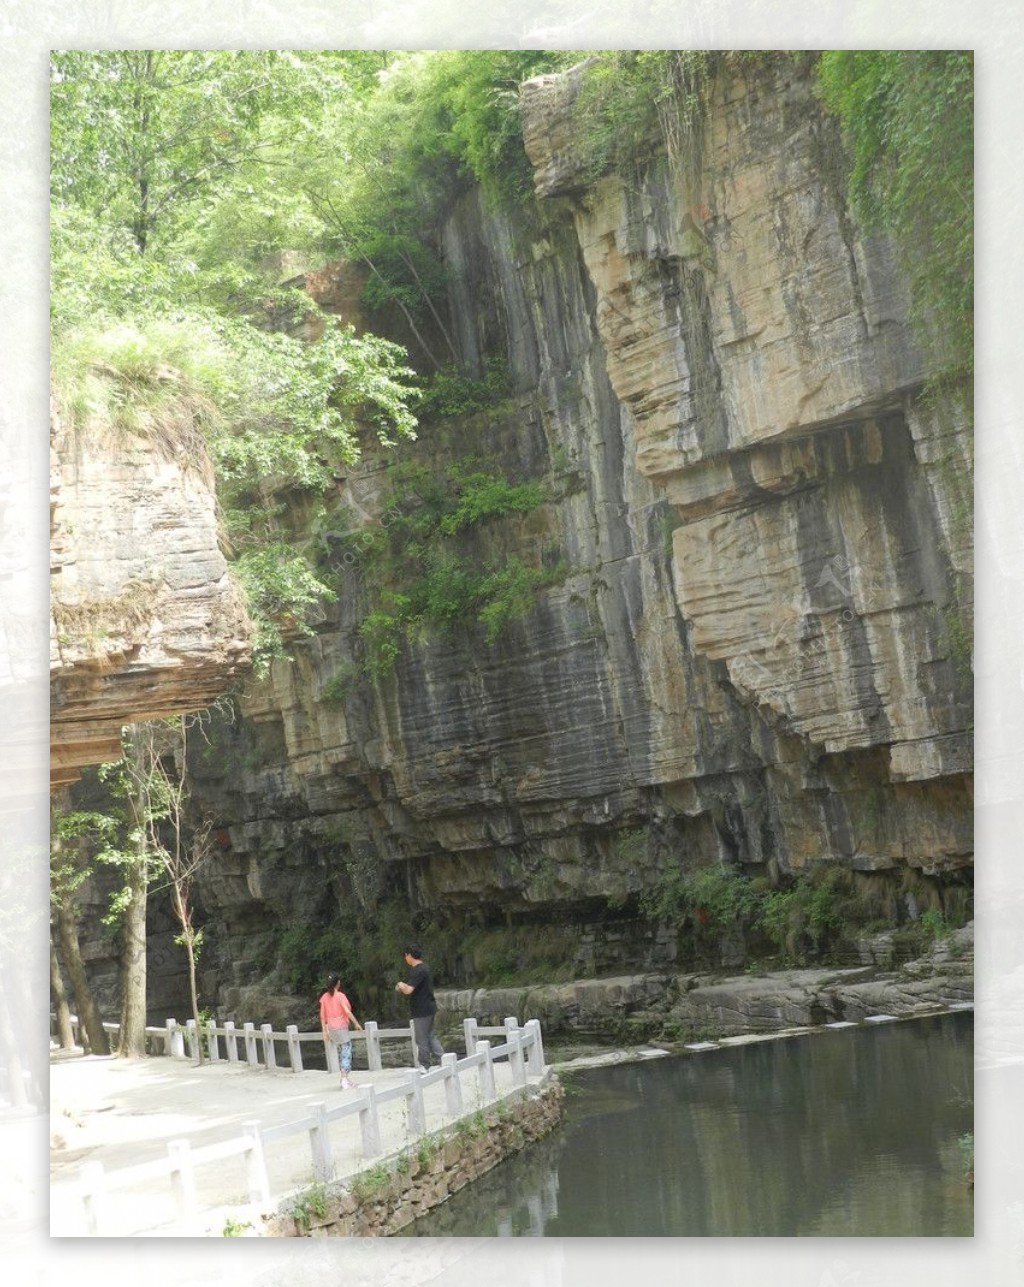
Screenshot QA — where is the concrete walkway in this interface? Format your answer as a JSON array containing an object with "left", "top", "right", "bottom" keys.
[{"left": 49, "top": 1050, "right": 525, "bottom": 1237}]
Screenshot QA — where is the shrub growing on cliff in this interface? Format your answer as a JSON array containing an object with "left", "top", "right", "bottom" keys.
[
  {"left": 52, "top": 312, "right": 418, "bottom": 669},
  {"left": 755, "top": 869, "right": 848, "bottom": 961},
  {"left": 338, "top": 459, "right": 562, "bottom": 676},
  {"left": 640, "top": 860, "right": 966, "bottom": 968},
  {"left": 572, "top": 51, "right": 715, "bottom": 188},
  {"left": 816, "top": 51, "right": 973, "bottom": 385},
  {"left": 640, "top": 862, "right": 758, "bottom": 931}
]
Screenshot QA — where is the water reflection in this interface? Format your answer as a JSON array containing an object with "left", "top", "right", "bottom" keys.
[{"left": 407, "top": 1012, "right": 973, "bottom": 1237}]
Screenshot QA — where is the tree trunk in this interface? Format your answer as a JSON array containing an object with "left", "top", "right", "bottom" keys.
[
  {"left": 55, "top": 900, "right": 110, "bottom": 1056},
  {"left": 185, "top": 935, "right": 204, "bottom": 1066},
  {"left": 49, "top": 936, "right": 76, "bottom": 1050},
  {"left": 117, "top": 854, "right": 149, "bottom": 1057}
]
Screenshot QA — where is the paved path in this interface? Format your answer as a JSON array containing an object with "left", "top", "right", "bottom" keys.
[{"left": 50, "top": 1050, "right": 525, "bottom": 1237}]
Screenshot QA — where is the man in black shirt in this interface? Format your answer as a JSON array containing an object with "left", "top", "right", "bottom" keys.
[{"left": 395, "top": 942, "right": 445, "bottom": 1072}]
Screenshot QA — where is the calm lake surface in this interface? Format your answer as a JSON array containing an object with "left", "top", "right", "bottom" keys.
[{"left": 408, "top": 1011, "right": 973, "bottom": 1237}]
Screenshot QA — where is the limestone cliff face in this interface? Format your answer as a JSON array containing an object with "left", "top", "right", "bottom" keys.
[
  {"left": 50, "top": 385, "right": 251, "bottom": 789},
  {"left": 183, "top": 57, "right": 971, "bottom": 1011}
]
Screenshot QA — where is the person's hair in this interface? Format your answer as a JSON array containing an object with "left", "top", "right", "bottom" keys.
[
  {"left": 403, "top": 943, "right": 422, "bottom": 961},
  {"left": 324, "top": 974, "right": 340, "bottom": 992}
]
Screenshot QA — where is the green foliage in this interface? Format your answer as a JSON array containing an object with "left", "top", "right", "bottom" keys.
[
  {"left": 51, "top": 50, "right": 376, "bottom": 263},
  {"left": 454, "top": 922, "right": 579, "bottom": 987},
  {"left": 348, "top": 1163, "right": 391, "bottom": 1202},
  {"left": 337, "top": 459, "right": 560, "bottom": 677},
  {"left": 232, "top": 546, "right": 336, "bottom": 670},
  {"left": 357, "top": 232, "right": 450, "bottom": 324},
  {"left": 640, "top": 859, "right": 966, "bottom": 968},
  {"left": 289, "top": 1180, "right": 330, "bottom": 1230},
  {"left": 755, "top": 870, "right": 846, "bottom": 958},
  {"left": 279, "top": 921, "right": 344, "bottom": 995},
  {"left": 220, "top": 1217, "right": 252, "bottom": 1237},
  {"left": 295, "top": 50, "right": 580, "bottom": 362},
  {"left": 50, "top": 807, "right": 120, "bottom": 906},
  {"left": 918, "top": 907, "right": 948, "bottom": 940},
  {"left": 413, "top": 357, "right": 513, "bottom": 421},
  {"left": 455, "top": 1110, "right": 489, "bottom": 1143},
  {"left": 51, "top": 307, "right": 417, "bottom": 675},
  {"left": 816, "top": 51, "right": 973, "bottom": 383},
  {"left": 573, "top": 51, "right": 714, "bottom": 183},
  {"left": 416, "top": 1134, "right": 439, "bottom": 1167},
  {"left": 320, "top": 661, "right": 361, "bottom": 705},
  {"left": 419, "top": 51, "right": 581, "bottom": 204},
  {"left": 640, "top": 862, "right": 758, "bottom": 932},
  {"left": 51, "top": 51, "right": 423, "bottom": 675}
]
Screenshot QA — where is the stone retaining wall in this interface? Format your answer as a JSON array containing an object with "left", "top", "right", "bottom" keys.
[{"left": 260, "top": 1080, "right": 565, "bottom": 1237}]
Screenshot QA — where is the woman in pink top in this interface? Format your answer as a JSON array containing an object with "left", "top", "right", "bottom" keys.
[{"left": 319, "top": 974, "right": 363, "bottom": 1089}]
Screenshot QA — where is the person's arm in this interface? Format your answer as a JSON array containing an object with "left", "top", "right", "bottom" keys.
[
  {"left": 395, "top": 980, "right": 413, "bottom": 996},
  {"left": 343, "top": 997, "right": 363, "bottom": 1030},
  {"left": 319, "top": 996, "right": 330, "bottom": 1041}
]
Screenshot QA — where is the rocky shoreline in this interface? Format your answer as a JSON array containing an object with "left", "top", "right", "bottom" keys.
[{"left": 437, "top": 924, "right": 973, "bottom": 1052}]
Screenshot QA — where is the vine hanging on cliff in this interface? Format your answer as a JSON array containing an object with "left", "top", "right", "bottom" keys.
[{"left": 816, "top": 51, "right": 974, "bottom": 387}]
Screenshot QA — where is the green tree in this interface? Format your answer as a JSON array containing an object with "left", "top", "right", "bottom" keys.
[
  {"left": 94, "top": 719, "right": 218, "bottom": 1059},
  {"left": 52, "top": 50, "right": 320, "bottom": 256},
  {"left": 50, "top": 799, "right": 115, "bottom": 1056},
  {"left": 50, "top": 51, "right": 421, "bottom": 672},
  {"left": 299, "top": 50, "right": 579, "bottom": 369}
]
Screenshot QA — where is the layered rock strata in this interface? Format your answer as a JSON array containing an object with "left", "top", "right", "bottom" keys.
[
  {"left": 50, "top": 385, "right": 251, "bottom": 789},
  {"left": 437, "top": 923, "right": 973, "bottom": 1044},
  {"left": 179, "top": 56, "right": 972, "bottom": 1015}
]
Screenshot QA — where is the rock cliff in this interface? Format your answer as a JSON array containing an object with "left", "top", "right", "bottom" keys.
[
  {"left": 179, "top": 56, "right": 971, "bottom": 1017},
  {"left": 49, "top": 382, "right": 251, "bottom": 789}
]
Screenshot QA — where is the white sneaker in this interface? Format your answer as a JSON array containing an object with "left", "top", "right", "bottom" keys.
[{"left": 341, "top": 1076, "right": 357, "bottom": 1089}]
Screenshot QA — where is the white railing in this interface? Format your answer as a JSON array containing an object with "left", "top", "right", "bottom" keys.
[
  {"left": 55, "top": 1013, "right": 443, "bottom": 1075},
  {"left": 57, "top": 1015, "right": 547, "bottom": 1236},
  {"left": 54, "top": 1011, "right": 547, "bottom": 1079}
]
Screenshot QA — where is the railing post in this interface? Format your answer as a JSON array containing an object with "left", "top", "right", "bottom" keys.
[
  {"left": 504, "top": 1015, "right": 518, "bottom": 1039},
  {"left": 206, "top": 1019, "right": 220, "bottom": 1062},
  {"left": 168, "top": 1138, "right": 198, "bottom": 1232},
  {"left": 463, "top": 1016, "right": 479, "bottom": 1057},
  {"left": 525, "top": 1018, "right": 545, "bottom": 1076},
  {"left": 359, "top": 1084, "right": 382, "bottom": 1158},
  {"left": 286, "top": 1024, "right": 303, "bottom": 1072},
  {"left": 527, "top": 1192, "right": 544, "bottom": 1237},
  {"left": 324, "top": 1034, "right": 339, "bottom": 1076},
  {"left": 242, "top": 1120, "right": 270, "bottom": 1206},
  {"left": 165, "top": 1018, "right": 180, "bottom": 1058},
  {"left": 243, "top": 1022, "right": 258, "bottom": 1066},
  {"left": 364, "top": 1019, "right": 382, "bottom": 1072},
  {"left": 405, "top": 1068, "right": 426, "bottom": 1136},
  {"left": 476, "top": 1039, "right": 496, "bottom": 1105},
  {"left": 185, "top": 1019, "right": 199, "bottom": 1062},
  {"left": 80, "top": 1160, "right": 106, "bottom": 1235},
  {"left": 308, "top": 1101, "right": 334, "bottom": 1182},
  {"left": 409, "top": 1019, "right": 419, "bottom": 1069},
  {"left": 224, "top": 1020, "right": 238, "bottom": 1062},
  {"left": 509, "top": 1028, "right": 527, "bottom": 1088},
  {"left": 543, "top": 1170, "right": 559, "bottom": 1219},
  {"left": 442, "top": 1051, "right": 463, "bottom": 1118},
  {"left": 261, "top": 1023, "right": 276, "bottom": 1070}
]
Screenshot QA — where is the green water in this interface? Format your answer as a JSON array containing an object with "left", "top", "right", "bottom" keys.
[{"left": 408, "top": 1011, "right": 973, "bottom": 1237}]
